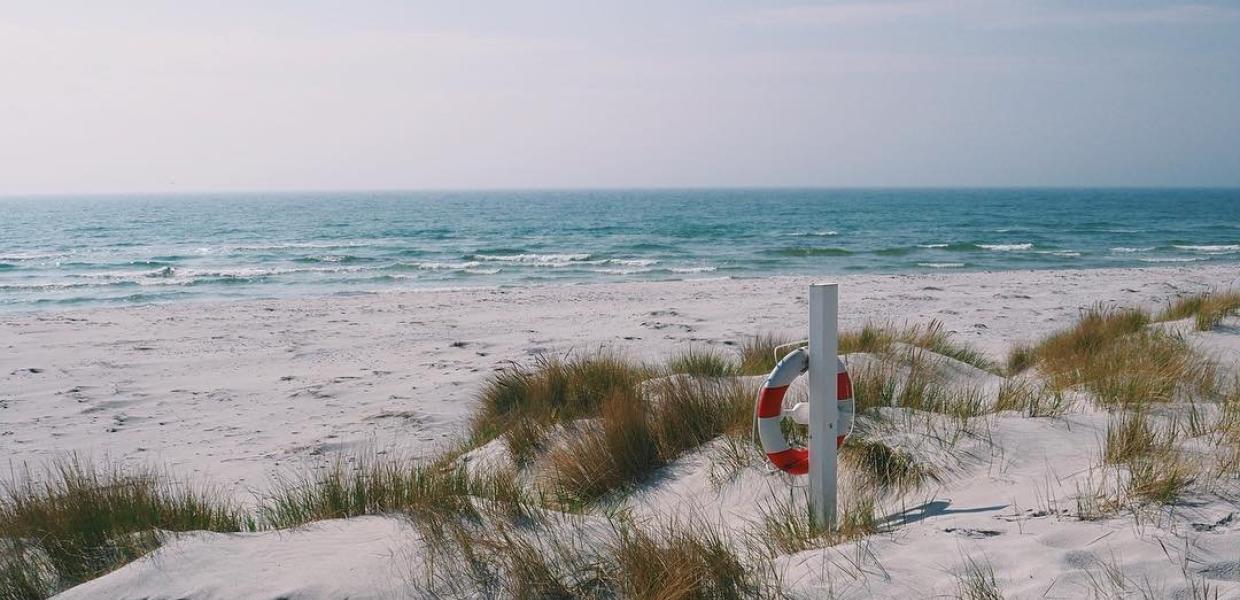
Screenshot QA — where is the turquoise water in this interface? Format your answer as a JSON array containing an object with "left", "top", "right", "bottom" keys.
[{"left": 1, "top": 189, "right": 1237, "bottom": 311}]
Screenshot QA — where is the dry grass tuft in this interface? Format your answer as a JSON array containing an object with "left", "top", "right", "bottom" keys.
[
  {"left": 841, "top": 438, "right": 940, "bottom": 495},
  {"left": 1096, "top": 411, "right": 1200, "bottom": 510},
  {"left": 841, "top": 320, "right": 996, "bottom": 373},
  {"left": 546, "top": 390, "right": 663, "bottom": 507},
  {"left": 1009, "top": 304, "right": 1215, "bottom": 408},
  {"left": 611, "top": 517, "right": 762, "bottom": 600},
  {"left": 667, "top": 346, "right": 739, "bottom": 378},
  {"left": 1004, "top": 344, "right": 1037, "bottom": 375},
  {"left": 469, "top": 352, "right": 647, "bottom": 462},
  {"left": 412, "top": 514, "right": 775, "bottom": 599},
  {"left": 758, "top": 491, "right": 879, "bottom": 555},
  {"left": 0, "top": 459, "right": 247, "bottom": 599},
  {"left": 737, "top": 333, "right": 795, "bottom": 376},
  {"left": 549, "top": 377, "right": 755, "bottom": 507},
  {"left": 852, "top": 347, "right": 991, "bottom": 421},
  {"left": 1102, "top": 412, "right": 1171, "bottom": 466},
  {"left": 994, "top": 379, "right": 1071, "bottom": 417},
  {"left": 1124, "top": 453, "right": 1196, "bottom": 505},
  {"left": 1213, "top": 378, "right": 1240, "bottom": 478},
  {"left": 1158, "top": 290, "right": 1240, "bottom": 331},
  {"left": 257, "top": 454, "right": 544, "bottom": 537},
  {"left": 956, "top": 555, "right": 1004, "bottom": 600}
]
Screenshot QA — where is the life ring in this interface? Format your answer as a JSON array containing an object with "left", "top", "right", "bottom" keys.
[{"left": 756, "top": 347, "right": 854, "bottom": 475}]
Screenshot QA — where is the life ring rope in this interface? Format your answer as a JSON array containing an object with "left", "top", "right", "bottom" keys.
[{"left": 755, "top": 347, "right": 855, "bottom": 475}]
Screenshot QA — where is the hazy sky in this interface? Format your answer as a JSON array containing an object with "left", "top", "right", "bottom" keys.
[{"left": 2, "top": 1, "right": 1239, "bottom": 193}]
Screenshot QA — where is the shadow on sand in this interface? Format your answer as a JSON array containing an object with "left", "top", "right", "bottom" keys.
[{"left": 883, "top": 500, "right": 1008, "bottom": 526}]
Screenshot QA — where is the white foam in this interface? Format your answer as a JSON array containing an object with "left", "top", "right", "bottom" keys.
[
  {"left": 978, "top": 243, "right": 1032, "bottom": 251},
  {"left": 917, "top": 244, "right": 949, "bottom": 249},
  {"left": 669, "top": 266, "right": 717, "bottom": 273},
  {"left": 591, "top": 267, "right": 656, "bottom": 275},
  {"left": 472, "top": 253, "right": 592, "bottom": 264},
  {"left": 414, "top": 261, "right": 482, "bottom": 271},
  {"left": 231, "top": 242, "right": 372, "bottom": 251},
  {"left": 917, "top": 262, "right": 965, "bottom": 268},
  {"left": 1173, "top": 244, "right": 1240, "bottom": 254},
  {"left": 0, "top": 252, "right": 67, "bottom": 261},
  {"left": 1110, "top": 246, "right": 1154, "bottom": 253},
  {"left": 1139, "top": 257, "right": 1206, "bottom": 263}
]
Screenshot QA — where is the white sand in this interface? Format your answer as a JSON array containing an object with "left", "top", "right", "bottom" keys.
[{"left": 2, "top": 264, "right": 1238, "bottom": 598}]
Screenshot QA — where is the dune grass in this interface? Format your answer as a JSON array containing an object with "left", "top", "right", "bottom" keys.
[
  {"left": 666, "top": 346, "right": 739, "bottom": 377},
  {"left": 737, "top": 333, "right": 794, "bottom": 376},
  {"left": 840, "top": 438, "right": 940, "bottom": 495},
  {"left": 1214, "top": 378, "right": 1240, "bottom": 478},
  {"left": 758, "top": 490, "right": 879, "bottom": 555},
  {"left": 1158, "top": 290, "right": 1240, "bottom": 331},
  {"left": 1006, "top": 304, "right": 1216, "bottom": 408},
  {"left": 549, "top": 377, "right": 754, "bottom": 507},
  {"left": 469, "top": 352, "right": 648, "bottom": 464},
  {"left": 412, "top": 512, "right": 774, "bottom": 599},
  {"left": 1102, "top": 411, "right": 1171, "bottom": 466},
  {"left": 955, "top": 555, "right": 1003, "bottom": 600},
  {"left": 1077, "top": 411, "right": 1199, "bottom": 514},
  {"left": 851, "top": 347, "right": 991, "bottom": 421},
  {"left": 611, "top": 517, "right": 763, "bottom": 600},
  {"left": 547, "top": 390, "right": 664, "bottom": 507},
  {"left": 840, "top": 320, "right": 997, "bottom": 373},
  {"left": 993, "top": 379, "right": 1071, "bottom": 417},
  {"left": 0, "top": 459, "right": 248, "bottom": 599},
  {"left": 259, "top": 458, "right": 474, "bottom": 530},
  {"left": 1007, "top": 304, "right": 1149, "bottom": 376}
]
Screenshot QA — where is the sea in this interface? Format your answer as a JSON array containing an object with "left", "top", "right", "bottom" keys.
[{"left": 1, "top": 189, "right": 1237, "bottom": 312}]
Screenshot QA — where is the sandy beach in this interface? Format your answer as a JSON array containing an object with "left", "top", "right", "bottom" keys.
[
  {"left": 2, "top": 264, "right": 1235, "bottom": 495},
  {"left": 5, "top": 264, "right": 1240, "bottom": 598}
]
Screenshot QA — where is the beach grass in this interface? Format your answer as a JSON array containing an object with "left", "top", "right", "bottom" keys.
[
  {"left": 1007, "top": 304, "right": 1216, "bottom": 407},
  {"left": 611, "top": 517, "right": 762, "bottom": 600},
  {"left": 666, "top": 346, "right": 740, "bottom": 377},
  {"left": 0, "top": 459, "right": 247, "bottom": 599},
  {"left": 1158, "top": 290, "right": 1240, "bottom": 331},
  {"left": 840, "top": 320, "right": 996, "bottom": 373},
  {"left": 549, "top": 376, "right": 754, "bottom": 507},
  {"left": 547, "top": 389, "right": 665, "bottom": 507},
  {"left": 412, "top": 512, "right": 773, "bottom": 599},
  {"left": 1081, "top": 411, "right": 1199, "bottom": 513},
  {"left": 955, "top": 555, "right": 1004, "bottom": 600},
  {"left": 841, "top": 438, "right": 940, "bottom": 495},
  {"left": 737, "top": 333, "right": 794, "bottom": 375},
  {"left": 851, "top": 347, "right": 990, "bottom": 420},
  {"left": 469, "top": 352, "right": 648, "bottom": 463},
  {"left": 1102, "top": 411, "right": 1171, "bottom": 466},
  {"left": 1006, "top": 304, "right": 1148, "bottom": 375},
  {"left": 758, "top": 490, "right": 879, "bottom": 554},
  {"left": 994, "top": 379, "right": 1072, "bottom": 417}
]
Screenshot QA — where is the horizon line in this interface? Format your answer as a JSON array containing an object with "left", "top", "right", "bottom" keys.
[{"left": 4, "top": 184, "right": 1240, "bottom": 199}]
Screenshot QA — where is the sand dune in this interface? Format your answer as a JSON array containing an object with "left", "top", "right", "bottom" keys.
[{"left": 2, "top": 264, "right": 1238, "bottom": 598}]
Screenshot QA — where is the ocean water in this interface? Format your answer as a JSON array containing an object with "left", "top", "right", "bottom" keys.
[{"left": 1, "top": 189, "right": 1237, "bottom": 312}]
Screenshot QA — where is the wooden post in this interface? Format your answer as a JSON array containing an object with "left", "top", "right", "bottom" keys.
[{"left": 808, "top": 283, "right": 839, "bottom": 528}]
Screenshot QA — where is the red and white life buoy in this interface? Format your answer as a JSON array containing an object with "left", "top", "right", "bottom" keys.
[{"left": 756, "top": 348, "right": 854, "bottom": 475}]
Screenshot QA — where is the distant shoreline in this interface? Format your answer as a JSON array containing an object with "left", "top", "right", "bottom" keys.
[{"left": 0, "top": 262, "right": 1233, "bottom": 318}]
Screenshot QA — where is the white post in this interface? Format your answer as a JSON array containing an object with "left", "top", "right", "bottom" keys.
[{"left": 808, "top": 283, "right": 839, "bottom": 529}]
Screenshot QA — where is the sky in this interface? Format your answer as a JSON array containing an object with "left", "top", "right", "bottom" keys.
[{"left": 1, "top": 1, "right": 1239, "bottom": 193}]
